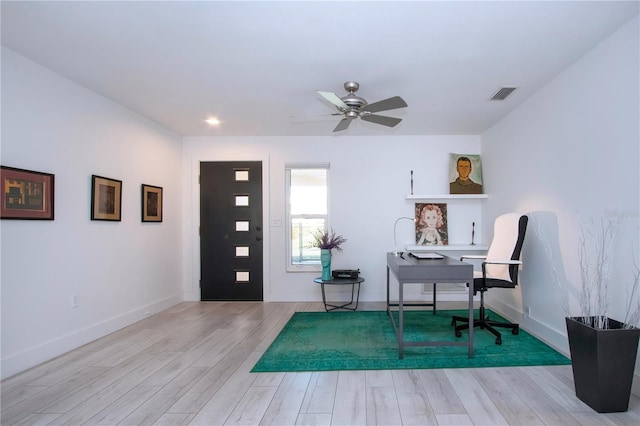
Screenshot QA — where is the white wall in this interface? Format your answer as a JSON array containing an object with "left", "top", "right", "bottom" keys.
[
  {"left": 182, "top": 135, "right": 482, "bottom": 303},
  {"left": 0, "top": 48, "right": 184, "bottom": 379},
  {"left": 482, "top": 16, "right": 639, "bottom": 374},
  {"left": 3, "top": 12, "right": 637, "bottom": 385}
]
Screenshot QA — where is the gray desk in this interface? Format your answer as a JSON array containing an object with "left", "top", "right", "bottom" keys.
[{"left": 386, "top": 252, "right": 474, "bottom": 358}]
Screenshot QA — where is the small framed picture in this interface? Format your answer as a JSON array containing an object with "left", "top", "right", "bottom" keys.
[
  {"left": 415, "top": 203, "right": 448, "bottom": 246},
  {"left": 449, "top": 153, "right": 483, "bottom": 194},
  {"left": 141, "top": 184, "right": 163, "bottom": 222},
  {"left": 1, "top": 166, "right": 55, "bottom": 220},
  {"left": 91, "top": 175, "right": 122, "bottom": 221}
]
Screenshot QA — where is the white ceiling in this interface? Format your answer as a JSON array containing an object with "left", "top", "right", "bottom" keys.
[{"left": 2, "top": 1, "right": 638, "bottom": 137}]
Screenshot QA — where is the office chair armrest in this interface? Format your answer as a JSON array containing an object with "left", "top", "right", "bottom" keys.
[
  {"left": 482, "top": 260, "right": 522, "bottom": 265},
  {"left": 480, "top": 259, "right": 523, "bottom": 281},
  {"left": 460, "top": 254, "right": 487, "bottom": 261}
]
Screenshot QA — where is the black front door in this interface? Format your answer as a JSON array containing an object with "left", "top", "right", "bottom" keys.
[{"left": 200, "top": 161, "right": 263, "bottom": 301}]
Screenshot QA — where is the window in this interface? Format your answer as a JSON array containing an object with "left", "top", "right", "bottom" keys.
[{"left": 286, "top": 165, "right": 329, "bottom": 271}]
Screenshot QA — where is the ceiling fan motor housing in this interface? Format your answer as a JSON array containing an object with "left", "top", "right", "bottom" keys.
[
  {"left": 341, "top": 81, "right": 367, "bottom": 109},
  {"left": 345, "top": 109, "right": 359, "bottom": 119}
]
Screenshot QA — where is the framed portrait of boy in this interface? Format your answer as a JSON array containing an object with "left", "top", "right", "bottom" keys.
[{"left": 449, "top": 153, "right": 483, "bottom": 194}]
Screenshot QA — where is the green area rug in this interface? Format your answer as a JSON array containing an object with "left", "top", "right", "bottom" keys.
[{"left": 251, "top": 309, "right": 570, "bottom": 372}]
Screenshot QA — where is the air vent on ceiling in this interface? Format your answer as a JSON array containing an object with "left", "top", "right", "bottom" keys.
[{"left": 490, "top": 87, "right": 517, "bottom": 101}]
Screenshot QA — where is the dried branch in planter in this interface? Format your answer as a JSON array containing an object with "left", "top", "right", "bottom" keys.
[
  {"left": 535, "top": 213, "right": 640, "bottom": 330},
  {"left": 577, "top": 216, "right": 618, "bottom": 329}
]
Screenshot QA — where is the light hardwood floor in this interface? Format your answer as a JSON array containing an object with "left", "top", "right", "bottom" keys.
[{"left": 2, "top": 301, "right": 639, "bottom": 425}]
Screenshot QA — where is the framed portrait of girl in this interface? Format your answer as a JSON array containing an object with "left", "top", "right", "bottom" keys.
[{"left": 415, "top": 203, "right": 448, "bottom": 245}]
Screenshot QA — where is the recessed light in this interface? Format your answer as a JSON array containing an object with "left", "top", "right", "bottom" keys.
[{"left": 205, "top": 117, "right": 221, "bottom": 126}]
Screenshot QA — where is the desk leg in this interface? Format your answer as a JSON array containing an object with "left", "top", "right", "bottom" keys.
[
  {"left": 386, "top": 266, "right": 390, "bottom": 313},
  {"left": 398, "top": 280, "right": 404, "bottom": 359},
  {"left": 468, "top": 280, "right": 474, "bottom": 358},
  {"left": 433, "top": 283, "right": 437, "bottom": 314}
]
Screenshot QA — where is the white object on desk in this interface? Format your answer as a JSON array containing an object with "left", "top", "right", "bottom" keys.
[
  {"left": 406, "top": 244, "right": 488, "bottom": 252},
  {"left": 409, "top": 252, "right": 444, "bottom": 259}
]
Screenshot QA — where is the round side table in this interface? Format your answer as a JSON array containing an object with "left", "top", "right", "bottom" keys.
[{"left": 314, "top": 276, "right": 365, "bottom": 311}]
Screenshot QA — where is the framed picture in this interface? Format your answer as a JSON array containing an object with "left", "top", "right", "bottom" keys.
[
  {"left": 415, "top": 203, "right": 448, "bottom": 245},
  {"left": 1, "top": 166, "right": 55, "bottom": 220},
  {"left": 141, "top": 184, "right": 163, "bottom": 222},
  {"left": 449, "top": 153, "right": 483, "bottom": 194},
  {"left": 91, "top": 175, "right": 122, "bottom": 221}
]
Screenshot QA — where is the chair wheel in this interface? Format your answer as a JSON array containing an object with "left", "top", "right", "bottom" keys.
[
  {"left": 455, "top": 330, "right": 462, "bottom": 338},
  {"left": 495, "top": 337, "right": 502, "bottom": 345},
  {"left": 512, "top": 327, "right": 519, "bottom": 335}
]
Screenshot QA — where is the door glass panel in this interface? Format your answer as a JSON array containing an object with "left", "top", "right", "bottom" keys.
[
  {"left": 235, "top": 170, "right": 249, "bottom": 181},
  {"left": 235, "top": 195, "right": 249, "bottom": 207},
  {"left": 236, "top": 271, "right": 250, "bottom": 282},
  {"left": 235, "top": 220, "right": 250, "bottom": 231},
  {"left": 236, "top": 246, "right": 250, "bottom": 257}
]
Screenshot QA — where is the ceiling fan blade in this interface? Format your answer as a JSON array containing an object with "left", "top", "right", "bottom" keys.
[
  {"left": 360, "top": 96, "right": 407, "bottom": 113},
  {"left": 318, "top": 91, "right": 348, "bottom": 110},
  {"left": 333, "top": 118, "right": 352, "bottom": 132},
  {"left": 290, "top": 111, "right": 344, "bottom": 125},
  {"left": 291, "top": 112, "right": 342, "bottom": 117},
  {"left": 360, "top": 114, "right": 402, "bottom": 127}
]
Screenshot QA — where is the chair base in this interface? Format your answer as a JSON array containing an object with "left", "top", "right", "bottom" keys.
[{"left": 452, "top": 308, "right": 519, "bottom": 345}]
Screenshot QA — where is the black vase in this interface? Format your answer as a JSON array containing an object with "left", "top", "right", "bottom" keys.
[{"left": 565, "top": 316, "right": 640, "bottom": 413}]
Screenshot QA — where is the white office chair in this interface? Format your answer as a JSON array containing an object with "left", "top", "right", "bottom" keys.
[{"left": 451, "top": 213, "right": 528, "bottom": 345}]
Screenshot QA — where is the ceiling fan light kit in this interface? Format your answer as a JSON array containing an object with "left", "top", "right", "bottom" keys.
[{"left": 318, "top": 81, "right": 408, "bottom": 132}]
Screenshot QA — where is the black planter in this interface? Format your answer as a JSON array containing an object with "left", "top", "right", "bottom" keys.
[{"left": 566, "top": 316, "right": 640, "bottom": 413}]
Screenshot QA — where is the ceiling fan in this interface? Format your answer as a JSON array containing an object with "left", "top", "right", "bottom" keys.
[{"left": 317, "top": 81, "right": 408, "bottom": 132}]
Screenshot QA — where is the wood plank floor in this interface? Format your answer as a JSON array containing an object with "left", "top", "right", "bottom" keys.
[{"left": 2, "top": 301, "right": 639, "bottom": 425}]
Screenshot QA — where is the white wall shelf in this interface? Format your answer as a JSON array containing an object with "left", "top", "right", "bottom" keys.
[
  {"left": 406, "top": 194, "right": 487, "bottom": 249},
  {"left": 406, "top": 244, "right": 488, "bottom": 252},
  {"left": 406, "top": 194, "right": 488, "bottom": 200}
]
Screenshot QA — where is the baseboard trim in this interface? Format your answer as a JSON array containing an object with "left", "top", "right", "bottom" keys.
[
  {"left": 183, "top": 291, "right": 199, "bottom": 302},
  {"left": 1, "top": 294, "right": 182, "bottom": 380}
]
